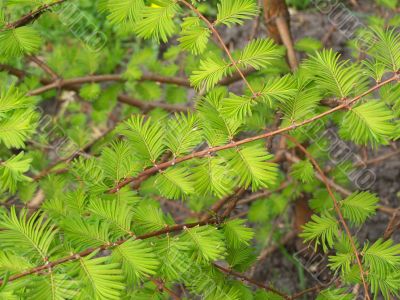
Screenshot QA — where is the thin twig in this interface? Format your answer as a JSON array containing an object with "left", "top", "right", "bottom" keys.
[
  {"left": 0, "top": 219, "right": 220, "bottom": 285},
  {"left": 252, "top": 230, "right": 298, "bottom": 272},
  {"left": 32, "top": 126, "right": 115, "bottom": 181},
  {"left": 213, "top": 263, "right": 290, "bottom": 299},
  {"left": 199, "top": 188, "right": 244, "bottom": 221},
  {"left": 284, "top": 151, "right": 398, "bottom": 217},
  {"left": 178, "top": 0, "right": 258, "bottom": 96},
  {"left": 28, "top": 55, "right": 59, "bottom": 80},
  {"left": 354, "top": 149, "right": 400, "bottom": 167},
  {"left": 284, "top": 135, "right": 370, "bottom": 300},
  {"left": 383, "top": 208, "right": 400, "bottom": 240},
  {"left": 290, "top": 284, "right": 324, "bottom": 299},
  {"left": 109, "top": 74, "right": 399, "bottom": 193},
  {"left": 151, "top": 279, "right": 181, "bottom": 300},
  {"left": 3, "top": 0, "right": 66, "bottom": 30}
]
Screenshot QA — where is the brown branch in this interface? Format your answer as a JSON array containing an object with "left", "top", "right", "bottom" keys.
[
  {"left": 117, "top": 94, "right": 188, "bottom": 112},
  {"left": 284, "top": 151, "right": 398, "bottom": 218},
  {"left": 0, "top": 219, "right": 219, "bottom": 285},
  {"left": 290, "top": 284, "right": 325, "bottom": 299},
  {"left": 28, "top": 55, "right": 60, "bottom": 80},
  {"left": 354, "top": 149, "right": 400, "bottom": 167},
  {"left": 178, "top": 0, "right": 257, "bottom": 96},
  {"left": 3, "top": 0, "right": 67, "bottom": 30},
  {"left": 213, "top": 263, "right": 290, "bottom": 299},
  {"left": 152, "top": 279, "right": 181, "bottom": 300},
  {"left": 32, "top": 125, "right": 115, "bottom": 181},
  {"left": 220, "top": 189, "right": 247, "bottom": 218},
  {"left": 383, "top": 208, "right": 400, "bottom": 240},
  {"left": 27, "top": 69, "right": 259, "bottom": 97},
  {"left": 109, "top": 74, "right": 399, "bottom": 193},
  {"left": 0, "top": 64, "right": 26, "bottom": 79},
  {"left": 237, "top": 181, "right": 289, "bottom": 205},
  {"left": 27, "top": 74, "right": 189, "bottom": 96},
  {"left": 199, "top": 188, "right": 244, "bottom": 222},
  {"left": 254, "top": 229, "right": 298, "bottom": 268},
  {"left": 0, "top": 65, "right": 188, "bottom": 112},
  {"left": 284, "top": 135, "right": 370, "bottom": 300},
  {"left": 263, "top": 0, "right": 298, "bottom": 70}
]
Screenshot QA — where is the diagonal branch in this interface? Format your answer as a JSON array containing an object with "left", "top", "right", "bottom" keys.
[
  {"left": 178, "top": 0, "right": 258, "bottom": 97},
  {"left": 213, "top": 263, "right": 290, "bottom": 299},
  {"left": 284, "top": 134, "right": 371, "bottom": 300},
  {"left": 3, "top": 0, "right": 67, "bottom": 30},
  {"left": 27, "top": 55, "right": 60, "bottom": 80},
  {"left": 0, "top": 219, "right": 219, "bottom": 285},
  {"left": 108, "top": 74, "right": 399, "bottom": 193}
]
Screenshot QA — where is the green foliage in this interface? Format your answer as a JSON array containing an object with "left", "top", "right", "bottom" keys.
[
  {"left": 362, "top": 239, "right": 400, "bottom": 276},
  {"left": 121, "top": 115, "right": 165, "bottom": 163},
  {"left": 79, "top": 83, "right": 101, "bottom": 101},
  {"left": 304, "top": 49, "right": 366, "bottom": 98},
  {"left": 165, "top": 112, "right": 202, "bottom": 157},
  {"left": 0, "top": 208, "right": 57, "bottom": 260},
  {"left": 135, "top": 1, "right": 180, "bottom": 42},
  {"left": 316, "top": 288, "right": 353, "bottom": 300},
  {"left": 238, "top": 39, "right": 281, "bottom": 70},
  {"left": 1, "top": 1, "right": 400, "bottom": 299},
  {"left": 290, "top": 159, "right": 314, "bottom": 183},
  {"left": 179, "top": 17, "right": 211, "bottom": 55},
  {"left": 72, "top": 254, "right": 125, "bottom": 299},
  {"left": 294, "top": 37, "right": 323, "bottom": 53},
  {"left": 0, "top": 86, "right": 37, "bottom": 149},
  {"left": 224, "top": 143, "right": 278, "bottom": 190},
  {"left": 190, "top": 55, "right": 232, "bottom": 91},
  {"left": 0, "top": 27, "right": 42, "bottom": 57},
  {"left": 340, "top": 192, "right": 379, "bottom": 225},
  {"left": 222, "top": 218, "right": 254, "bottom": 248},
  {"left": 300, "top": 213, "right": 339, "bottom": 252},
  {"left": 216, "top": 0, "right": 258, "bottom": 27},
  {"left": 339, "top": 101, "right": 395, "bottom": 146},
  {"left": 368, "top": 27, "right": 400, "bottom": 72},
  {"left": 277, "top": 75, "right": 321, "bottom": 122},
  {"left": 181, "top": 225, "right": 226, "bottom": 262},
  {"left": 0, "top": 153, "right": 32, "bottom": 193},
  {"left": 111, "top": 239, "right": 159, "bottom": 284},
  {"left": 107, "top": 0, "right": 145, "bottom": 25},
  {"left": 155, "top": 166, "right": 194, "bottom": 199}
]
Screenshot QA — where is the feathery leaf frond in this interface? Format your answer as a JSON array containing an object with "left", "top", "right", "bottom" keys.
[
  {"left": 135, "top": 1, "right": 180, "bottom": 42},
  {"left": 121, "top": 115, "right": 165, "bottom": 163},
  {"left": 216, "top": 0, "right": 258, "bottom": 27},
  {"left": 224, "top": 143, "right": 277, "bottom": 190},
  {"left": 238, "top": 39, "right": 281, "bottom": 70},
  {"left": 155, "top": 166, "right": 194, "bottom": 199},
  {"left": 304, "top": 49, "right": 366, "bottom": 98},
  {"left": 0, "top": 27, "right": 42, "bottom": 57},
  {"left": 112, "top": 240, "right": 160, "bottom": 284},
  {"left": 223, "top": 219, "right": 254, "bottom": 249},
  {"left": 340, "top": 192, "right": 379, "bottom": 225},
  {"left": 165, "top": 112, "right": 202, "bottom": 157},
  {"left": 368, "top": 27, "right": 400, "bottom": 72},
  {"left": 190, "top": 55, "right": 232, "bottom": 91},
  {"left": 107, "top": 0, "right": 145, "bottom": 24},
  {"left": 182, "top": 225, "right": 226, "bottom": 262},
  {"left": 73, "top": 254, "right": 124, "bottom": 300},
  {"left": 178, "top": 17, "right": 210, "bottom": 55},
  {"left": 0, "top": 153, "right": 32, "bottom": 193},
  {"left": 300, "top": 213, "right": 339, "bottom": 252},
  {"left": 0, "top": 208, "right": 57, "bottom": 260},
  {"left": 340, "top": 101, "right": 395, "bottom": 146},
  {"left": 362, "top": 238, "right": 400, "bottom": 276}
]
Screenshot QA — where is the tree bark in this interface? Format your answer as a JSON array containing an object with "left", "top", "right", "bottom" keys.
[{"left": 263, "top": 0, "right": 298, "bottom": 70}]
